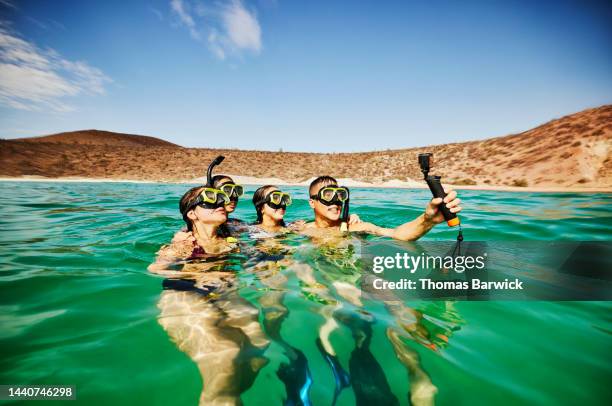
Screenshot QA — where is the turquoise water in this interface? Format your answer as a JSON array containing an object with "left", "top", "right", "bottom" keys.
[{"left": 0, "top": 181, "right": 611, "bottom": 405}]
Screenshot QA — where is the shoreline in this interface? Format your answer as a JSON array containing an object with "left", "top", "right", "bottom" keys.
[{"left": 1, "top": 175, "right": 610, "bottom": 193}]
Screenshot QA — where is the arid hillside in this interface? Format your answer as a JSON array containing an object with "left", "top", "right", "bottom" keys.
[
  {"left": 1, "top": 106, "right": 611, "bottom": 188},
  {"left": 16, "top": 129, "right": 179, "bottom": 148}
]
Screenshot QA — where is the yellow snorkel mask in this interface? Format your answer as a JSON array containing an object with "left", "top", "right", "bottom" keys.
[
  {"left": 219, "top": 183, "right": 244, "bottom": 201},
  {"left": 310, "top": 186, "right": 349, "bottom": 205},
  {"left": 266, "top": 191, "right": 292, "bottom": 208},
  {"left": 188, "top": 188, "right": 230, "bottom": 211},
  {"left": 310, "top": 185, "right": 350, "bottom": 232}
]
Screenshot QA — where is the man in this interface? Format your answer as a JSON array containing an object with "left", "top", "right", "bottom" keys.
[
  {"left": 301, "top": 175, "right": 461, "bottom": 405},
  {"left": 302, "top": 175, "right": 462, "bottom": 239}
]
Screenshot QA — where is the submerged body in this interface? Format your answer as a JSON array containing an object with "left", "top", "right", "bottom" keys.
[{"left": 149, "top": 185, "right": 269, "bottom": 405}]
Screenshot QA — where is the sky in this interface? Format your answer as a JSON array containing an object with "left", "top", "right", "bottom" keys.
[{"left": 0, "top": 0, "right": 610, "bottom": 152}]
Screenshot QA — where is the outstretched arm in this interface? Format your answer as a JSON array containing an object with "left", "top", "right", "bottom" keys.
[{"left": 349, "top": 189, "right": 462, "bottom": 241}]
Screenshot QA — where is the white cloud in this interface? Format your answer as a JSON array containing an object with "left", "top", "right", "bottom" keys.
[
  {"left": 170, "top": 0, "right": 200, "bottom": 40},
  {"left": 219, "top": 0, "right": 262, "bottom": 53},
  {"left": 170, "top": 0, "right": 262, "bottom": 60},
  {"left": 0, "top": 24, "right": 111, "bottom": 112}
]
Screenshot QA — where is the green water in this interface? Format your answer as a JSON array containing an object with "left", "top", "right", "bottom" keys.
[{"left": 0, "top": 181, "right": 610, "bottom": 405}]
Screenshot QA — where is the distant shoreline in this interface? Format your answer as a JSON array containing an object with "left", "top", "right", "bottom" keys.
[{"left": 1, "top": 175, "right": 610, "bottom": 193}]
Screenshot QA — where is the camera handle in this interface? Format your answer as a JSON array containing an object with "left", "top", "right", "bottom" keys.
[{"left": 425, "top": 175, "right": 460, "bottom": 227}]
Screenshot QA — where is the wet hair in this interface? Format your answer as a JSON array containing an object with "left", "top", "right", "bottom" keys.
[
  {"left": 252, "top": 185, "right": 286, "bottom": 226},
  {"left": 211, "top": 175, "right": 234, "bottom": 188},
  {"left": 309, "top": 175, "right": 338, "bottom": 197},
  {"left": 178, "top": 185, "right": 231, "bottom": 237},
  {"left": 179, "top": 186, "right": 205, "bottom": 230}
]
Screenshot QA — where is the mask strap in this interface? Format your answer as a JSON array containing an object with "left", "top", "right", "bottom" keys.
[{"left": 451, "top": 226, "right": 463, "bottom": 258}]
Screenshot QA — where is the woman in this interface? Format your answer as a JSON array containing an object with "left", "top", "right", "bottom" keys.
[
  {"left": 171, "top": 157, "right": 246, "bottom": 242},
  {"left": 212, "top": 174, "right": 244, "bottom": 222},
  {"left": 149, "top": 185, "right": 269, "bottom": 405},
  {"left": 154, "top": 185, "right": 236, "bottom": 267},
  {"left": 251, "top": 185, "right": 295, "bottom": 235},
  {"left": 205, "top": 155, "right": 245, "bottom": 222}
]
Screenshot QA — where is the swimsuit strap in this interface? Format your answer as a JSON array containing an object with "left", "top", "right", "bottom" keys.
[{"left": 190, "top": 240, "right": 206, "bottom": 259}]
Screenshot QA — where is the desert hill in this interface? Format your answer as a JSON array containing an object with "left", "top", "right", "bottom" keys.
[
  {"left": 15, "top": 130, "right": 180, "bottom": 148},
  {"left": 1, "top": 105, "right": 610, "bottom": 188}
]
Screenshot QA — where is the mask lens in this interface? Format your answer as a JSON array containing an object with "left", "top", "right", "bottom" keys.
[
  {"left": 204, "top": 189, "right": 216, "bottom": 202},
  {"left": 320, "top": 188, "right": 335, "bottom": 201},
  {"left": 219, "top": 191, "right": 230, "bottom": 205},
  {"left": 201, "top": 188, "right": 229, "bottom": 207},
  {"left": 221, "top": 184, "right": 243, "bottom": 199},
  {"left": 221, "top": 184, "right": 232, "bottom": 195},
  {"left": 283, "top": 194, "right": 292, "bottom": 206},
  {"left": 336, "top": 188, "right": 348, "bottom": 202},
  {"left": 269, "top": 192, "right": 282, "bottom": 205}
]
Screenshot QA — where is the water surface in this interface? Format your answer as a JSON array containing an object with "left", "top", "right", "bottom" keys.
[{"left": 0, "top": 181, "right": 610, "bottom": 405}]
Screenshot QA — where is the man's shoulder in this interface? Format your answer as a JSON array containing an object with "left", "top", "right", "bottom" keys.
[
  {"left": 299, "top": 223, "right": 334, "bottom": 238},
  {"left": 299, "top": 223, "right": 318, "bottom": 236}
]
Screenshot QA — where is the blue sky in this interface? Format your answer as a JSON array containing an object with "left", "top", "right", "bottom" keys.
[{"left": 0, "top": 0, "right": 610, "bottom": 152}]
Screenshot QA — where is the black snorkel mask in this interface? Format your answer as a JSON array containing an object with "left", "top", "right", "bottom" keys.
[
  {"left": 267, "top": 200, "right": 286, "bottom": 210},
  {"left": 311, "top": 186, "right": 349, "bottom": 207},
  {"left": 260, "top": 191, "right": 292, "bottom": 210}
]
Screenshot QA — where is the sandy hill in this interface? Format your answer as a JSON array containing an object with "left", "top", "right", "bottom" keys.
[
  {"left": 15, "top": 130, "right": 180, "bottom": 148},
  {"left": 1, "top": 106, "right": 610, "bottom": 188}
]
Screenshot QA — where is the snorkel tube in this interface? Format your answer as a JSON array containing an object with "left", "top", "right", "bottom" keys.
[
  {"left": 418, "top": 153, "right": 460, "bottom": 227},
  {"left": 206, "top": 155, "right": 225, "bottom": 187},
  {"left": 203, "top": 155, "right": 237, "bottom": 241},
  {"left": 339, "top": 188, "right": 350, "bottom": 232}
]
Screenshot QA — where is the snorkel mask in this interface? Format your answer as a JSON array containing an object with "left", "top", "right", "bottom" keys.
[
  {"left": 254, "top": 189, "right": 292, "bottom": 210},
  {"left": 263, "top": 191, "right": 292, "bottom": 209},
  {"left": 207, "top": 155, "right": 244, "bottom": 202},
  {"left": 183, "top": 155, "right": 231, "bottom": 212},
  {"left": 191, "top": 188, "right": 230, "bottom": 210},
  {"left": 310, "top": 186, "right": 349, "bottom": 206},
  {"left": 310, "top": 185, "right": 350, "bottom": 230},
  {"left": 179, "top": 187, "right": 229, "bottom": 231},
  {"left": 219, "top": 183, "right": 244, "bottom": 202},
  {"left": 201, "top": 155, "right": 230, "bottom": 209}
]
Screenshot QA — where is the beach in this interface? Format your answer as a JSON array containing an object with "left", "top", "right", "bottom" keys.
[{"left": 2, "top": 175, "right": 610, "bottom": 193}]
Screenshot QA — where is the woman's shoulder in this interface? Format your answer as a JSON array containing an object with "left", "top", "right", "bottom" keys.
[{"left": 160, "top": 239, "right": 196, "bottom": 259}]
